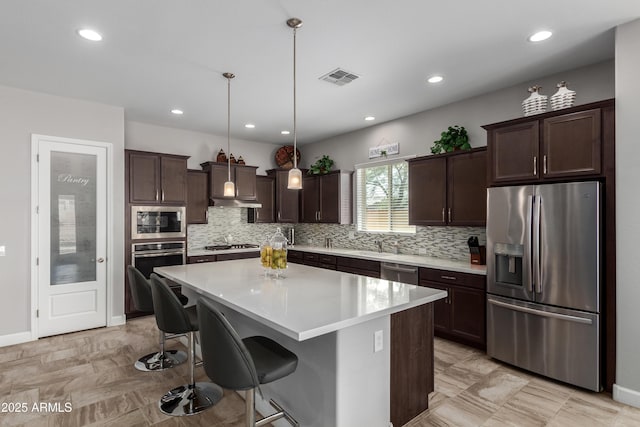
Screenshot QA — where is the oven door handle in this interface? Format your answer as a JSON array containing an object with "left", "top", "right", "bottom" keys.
[{"left": 133, "top": 251, "right": 185, "bottom": 258}]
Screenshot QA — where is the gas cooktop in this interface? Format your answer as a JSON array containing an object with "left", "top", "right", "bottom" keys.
[{"left": 204, "top": 244, "right": 259, "bottom": 251}]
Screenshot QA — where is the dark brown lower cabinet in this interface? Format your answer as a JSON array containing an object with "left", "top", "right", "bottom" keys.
[
  {"left": 391, "top": 303, "right": 434, "bottom": 427},
  {"left": 187, "top": 252, "right": 259, "bottom": 264},
  {"left": 419, "top": 267, "right": 486, "bottom": 350}
]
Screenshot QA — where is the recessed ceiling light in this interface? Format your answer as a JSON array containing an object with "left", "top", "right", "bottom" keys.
[
  {"left": 281, "top": 130, "right": 290, "bottom": 135},
  {"left": 427, "top": 75, "right": 444, "bottom": 84},
  {"left": 170, "top": 109, "right": 183, "bottom": 115},
  {"left": 528, "top": 30, "right": 552, "bottom": 42},
  {"left": 77, "top": 29, "right": 103, "bottom": 41},
  {"left": 245, "top": 123, "right": 255, "bottom": 129},
  {"left": 364, "top": 116, "right": 376, "bottom": 121}
]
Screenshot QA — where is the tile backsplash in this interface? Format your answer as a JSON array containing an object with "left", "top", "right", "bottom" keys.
[{"left": 188, "top": 208, "right": 486, "bottom": 262}]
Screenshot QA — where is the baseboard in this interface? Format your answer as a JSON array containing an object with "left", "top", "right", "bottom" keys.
[
  {"left": 613, "top": 384, "right": 640, "bottom": 408},
  {"left": 109, "top": 315, "right": 126, "bottom": 326},
  {"left": 0, "top": 331, "right": 34, "bottom": 348}
]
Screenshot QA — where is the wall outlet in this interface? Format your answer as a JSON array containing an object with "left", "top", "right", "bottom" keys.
[
  {"left": 348, "top": 231, "right": 355, "bottom": 239},
  {"left": 0, "top": 246, "right": 5, "bottom": 256},
  {"left": 374, "top": 330, "right": 383, "bottom": 352},
  {"left": 418, "top": 248, "right": 427, "bottom": 255}
]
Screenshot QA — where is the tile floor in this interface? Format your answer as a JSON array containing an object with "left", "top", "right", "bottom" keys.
[{"left": 0, "top": 316, "right": 639, "bottom": 426}]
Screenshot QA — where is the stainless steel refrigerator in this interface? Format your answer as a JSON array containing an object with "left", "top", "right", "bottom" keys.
[{"left": 486, "top": 181, "right": 601, "bottom": 391}]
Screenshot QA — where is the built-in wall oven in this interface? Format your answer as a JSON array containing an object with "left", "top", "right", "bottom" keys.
[
  {"left": 132, "top": 241, "right": 186, "bottom": 279},
  {"left": 131, "top": 206, "right": 186, "bottom": 240}
]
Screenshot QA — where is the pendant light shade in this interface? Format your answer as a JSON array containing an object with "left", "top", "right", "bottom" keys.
[
  {"left": 287, "top": 18, "right": 303, "bottom": 190},
  {"left": 223, "top": 72, "right": 235, "bottom": 197}
]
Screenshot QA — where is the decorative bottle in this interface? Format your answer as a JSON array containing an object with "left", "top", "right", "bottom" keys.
[{"left": 269, "top": 227, "right": 288, "bottom": 278}]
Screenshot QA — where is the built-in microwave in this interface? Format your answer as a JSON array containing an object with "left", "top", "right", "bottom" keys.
[{"left": 131, "top": 206, "right": 186, "bottom": 240}]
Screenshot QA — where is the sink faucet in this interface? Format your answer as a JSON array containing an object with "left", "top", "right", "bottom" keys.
[{"left": 374, "top": 240, "right": 383, "bottom": 253}]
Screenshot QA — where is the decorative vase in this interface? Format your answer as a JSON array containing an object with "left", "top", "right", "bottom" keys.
[
  {"left": 522, "top": 86, "right": 548, "bottom": 117},
  {"left": 550, "top": 81, "right": 576, "bottom": 111},
  {"left": 229, "top": 153, "right": 236, "bottom": 164},
  {"left": 216, "top": 149, "right": 227, "bottom": 163}
]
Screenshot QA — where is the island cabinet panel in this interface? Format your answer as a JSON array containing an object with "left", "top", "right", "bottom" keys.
[
  {"left": 248, "top": 175, "right": 275, "bottom": 223},
  {"left": 484, "top": 99, "right": 613, "bottom": 186},
  {"left": 301, "top": 171, "right": 353, "bottom": 224},
  {"left": 201, "top": 162, "right": 258, "bottom": 200},
  {"left": 419, "top": 267, "right": 486, "bottom": 349},
  {"left": 390, "top": 303, "right": 434, "bottom": 427},
  {"left": 267, "top": 169, "right": 300, "bottom": 223},
  {"left": 127, "top": 150, "right": 188, "bottom": 204},
  {"left": 187, "top": 170, "right": 208, "bottom": 224},
  {"left": 408, "top": 148, "right": 486, "bottom": 226}
]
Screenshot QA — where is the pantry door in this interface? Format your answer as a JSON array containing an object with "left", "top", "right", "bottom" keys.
[{"left": 34, "top": 135, "right": 108, "bottom": 337}]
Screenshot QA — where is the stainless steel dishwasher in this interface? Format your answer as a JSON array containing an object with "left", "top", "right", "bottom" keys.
[{"left": 380, "top": 262, "right": 418, "bottom": 285}]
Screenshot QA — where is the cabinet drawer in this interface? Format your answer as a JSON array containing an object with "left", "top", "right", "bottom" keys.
[
  {"left": 319, "top": 255, "right": 336, "bottom": 265},
  {"left": 187, "top": 255, "right": 216, "bottom": 264},
  {"left": 337, "top": 256, "right": 380, "bottom": 274},
  {"left": 319, "top": 263, "right": 337, "bottom": 270},
  {"left": 419, "top": 268, "right": 485, "bottom": 290},
  {"left": 337, "top": 265, "right": 381, "bottom": 279},
  {"left": 216, "top": 252, "right": 259, "bottom": 261},
  {"left": 288, "top": 250, "right": 303, "bottom": 261},
  {"left": 303, "top": 252, "right": 319, "bottom": 262}
]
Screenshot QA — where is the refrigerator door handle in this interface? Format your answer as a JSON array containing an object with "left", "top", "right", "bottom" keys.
[
  {"left": 526, "top": 195, "right": 534, "bottom": 293},
  {"left": 487, "top": 298, "right": 593, "bottom": 325},
  {"left": 533, "top": 196, "right": 542, "bottom": 294}
]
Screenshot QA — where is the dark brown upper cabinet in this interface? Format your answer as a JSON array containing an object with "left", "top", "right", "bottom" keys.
[
  {"left": 200, "top": 162, "right": 258, "bottom": 201},
  {"left": 301, "top": 171, "right": 352, "bottom": 224},
  {"left": 267, "top": 169, "right": 301, "bottom": 223},
  {"left": 127, "top": 150, "right": 188, "bottom": 205},
  {"left": 248, "top": 175, "right": 275, "bottom": 223},
  {"left": 408, "top": 148, "right": 487, "bottom": 226},
  {"left": 484, "top": 99, "right": 613, "bottom": 186},
  {"left": 187, "top": 170, "right": 208, "bottom": 224}
]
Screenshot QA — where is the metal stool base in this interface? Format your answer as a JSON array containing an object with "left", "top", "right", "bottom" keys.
[
  {"left": 134, "top": 349, "right": 187, "bottom": 372},
  {"left": 159, "top": 382, "right": 223, "bottom": 416}
]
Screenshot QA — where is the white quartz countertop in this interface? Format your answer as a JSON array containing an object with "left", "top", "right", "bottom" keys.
[
  {"left": 155, "top": 259, "right": 447, "bottom": 341},
  {"left": 289, "top": 245, "right": 487, "bottom": 275}
]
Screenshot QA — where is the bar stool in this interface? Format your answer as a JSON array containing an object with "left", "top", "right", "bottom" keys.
[
  {"left": 150, "top": 275, "right": 223, "bottom": 416},
  {"left": 197, "top": 299, "right": 299, "bottom": 427},
  {"left": 126, "top": 266, "right": 187, "bottom": 371}
]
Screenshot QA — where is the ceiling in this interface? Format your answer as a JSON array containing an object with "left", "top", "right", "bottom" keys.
[{"left": 1, "top": 1, "right": 639, "bottom": 145}]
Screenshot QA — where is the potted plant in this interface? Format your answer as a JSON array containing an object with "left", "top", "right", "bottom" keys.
[
  {"left": 430, "top": 125, "right": 471, "bottom": 154},
  {"left": 309, "top": 155, "right": 334, "bottom": 174}
]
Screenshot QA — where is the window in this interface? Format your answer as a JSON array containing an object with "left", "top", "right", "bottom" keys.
[{"left": 356, "top": 160, "right": 415, "bottom": 233}]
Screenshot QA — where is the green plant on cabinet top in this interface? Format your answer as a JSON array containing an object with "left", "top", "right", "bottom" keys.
[
  {"left": 309, "top": 155, "right": 334, "bottom": 175},
  {"left": 431, "top": 125, "right": 471, "bottom": 154}
]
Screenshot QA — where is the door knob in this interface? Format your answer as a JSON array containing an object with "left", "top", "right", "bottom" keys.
[{"left": 97, "top": 258, "right": 105, "bottom": 263}]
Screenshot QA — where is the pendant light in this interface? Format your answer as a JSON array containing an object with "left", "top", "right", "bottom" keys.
[
  {"left": 223, "top": 72, "right": 235, "bottom": 197},
  {"left": 287, "top": 18, "right": 303, "bottom": 190}
]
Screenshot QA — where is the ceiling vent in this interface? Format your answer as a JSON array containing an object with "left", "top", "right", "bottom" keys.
[{"left": 319, "top": 68, "right": 360, "bottom": 86}]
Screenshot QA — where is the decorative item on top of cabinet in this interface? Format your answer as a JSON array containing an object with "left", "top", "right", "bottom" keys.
[
  {"left": 248, "top": 175, "right": 275, "bottom": 223},
  {"left": 408, "top": 147, "right": 486, "bottom": 226},
  {"left": 301, "top": 170, "right": 352, "bottom": 224},
  {"left": 275, "top": 145, "right": 301, "bottom": 169},
  {"left": 200, "top": 161, "right": 258, "bottom": 201},
  {"left": 216, "top": 149, "right": 227, "bottom": 163},
  {"left": 484, "top": 98, "right": 613, "bottom": 186},
  {"left": 308, "top": 155, "right": 334, "bottom": 175},
  {"left": 419, "top": 267, "right": 486, "bottom": 349},
  {"left": 187, "top": 170, "right": 208, "bottom": 224},
  {"left": 430, "top": 125, "right": 471, "bottom": 154},
  {"left": 126, "top": 150, "right": 188, "bottom": 205},
  {"left": 522, "top": 85, "right": 548, "bottom": 117},
  {"left": 550, "top": 81, "right": 577, "bottom": 111}
]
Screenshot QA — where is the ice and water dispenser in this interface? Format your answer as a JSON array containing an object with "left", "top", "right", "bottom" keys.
[{"left": 493, "top": 243, "right": 524, "bottom": 287}]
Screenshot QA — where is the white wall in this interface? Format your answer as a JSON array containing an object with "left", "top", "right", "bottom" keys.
[
  {"left": 125, "top": 121, "right": 281, "bottom": 173},
  {"left": 613, "top": 18, "right": 640, "bottom": 407},
  {"left": 0, "top": 85, "right": 125, "bottom": 341},
  {"left": 300, "top": 61, "right": 614, "bottom": 168}
]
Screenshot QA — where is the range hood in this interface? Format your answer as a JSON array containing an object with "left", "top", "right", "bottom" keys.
[{"left": 208, "top": 197, "right": 262, "bottom": 209}]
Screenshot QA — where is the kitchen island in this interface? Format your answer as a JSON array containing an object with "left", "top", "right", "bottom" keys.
[{"left": 155, "top": 259, "right": 447, "bottom": 427}]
